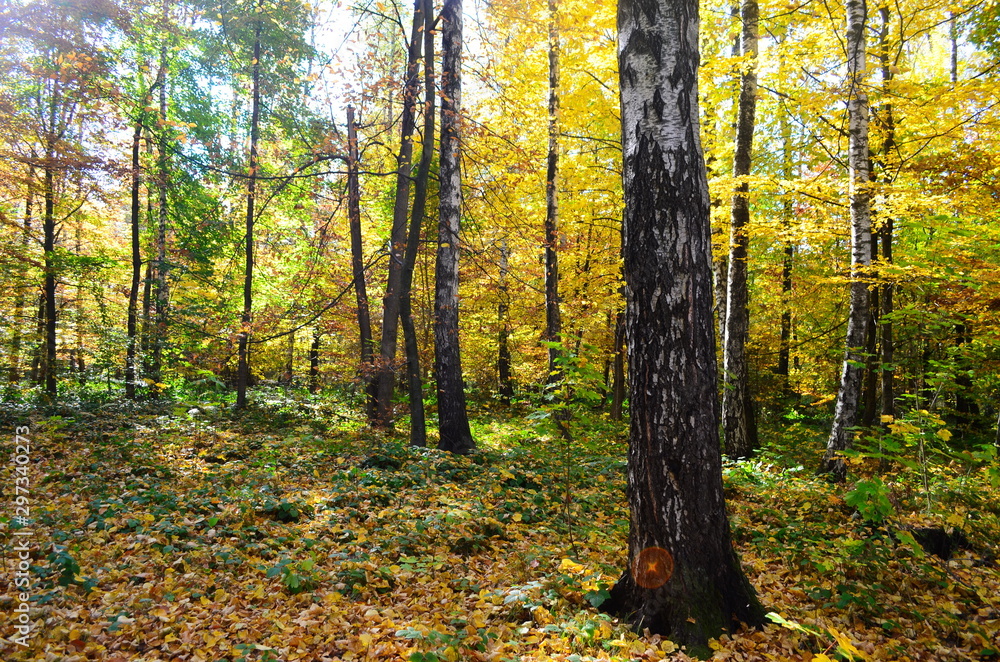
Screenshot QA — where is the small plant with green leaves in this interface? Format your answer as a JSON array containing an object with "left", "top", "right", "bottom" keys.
[{"left": 266, "top": 557, "right": 319, "bottom": 594}]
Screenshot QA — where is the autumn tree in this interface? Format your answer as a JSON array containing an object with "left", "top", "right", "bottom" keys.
[
  {"left": 435, "top": 0, "right": 475, "bottom": 453},
  {"left": 722, "top": 0, "right": 759, "bottom": 459},
  {"left": 605, "top": 0, "right": 765, "bottom": 649},
  {"left": 821, "top": 0, "right": 872, "bottom": 479}
]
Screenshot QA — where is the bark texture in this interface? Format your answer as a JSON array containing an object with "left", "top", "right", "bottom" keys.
[
  {"left": 126, "top": 119, "right": 143, "bottom": 400},
  {"left": 607, "top": 0, "right": 766, "bottom": 648},
  {"left": 347, "top": 105, "right": 376, "bottom": 418},
  {"left": 544, "top": 0, "right": 562, "bottom": 381},
  {"left": 236, "top": 21, "right": 262, "bottom": 409},
  {"left": 722, "top": 0, "right": 759, "bottom": 459},
  {"left": 821, "top": 0, "right": 872, "bottom": 479},
  {"left": 435, "top": 0, "right": 474, "bottom": 454},
  {"left": 400, "top": 0, "right": 435, "bottom": 447},
  {"left": 374, "top": 0, "right": 424, "bottom": 428}
]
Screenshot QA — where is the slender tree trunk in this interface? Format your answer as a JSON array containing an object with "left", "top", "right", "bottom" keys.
[
  {"left": 435, "top": 0, "right": 474, "bottom": 454},
  {"left": 236, "top": 20, "right": 262, "bottom": 409},
  {"left": 374, "top": 0, "right": 425, "bottom": 428},
  {"left": 878, "top": 4, "right": 896, "bottom": 422},
  {"left": 42, "top": 158, "right": 58, "bottom": 398},
  {"left": 821, "top": 0, "right": 872, "bottom": 479},
  {"left": 605, "top": 0, "right": 765, "bottom": 649},
  {"left": 544, "top": 0, "right": 562, "bottom": 381},
  {"left": 346, "top": 105, "right": 376, "bottom": 417},
  {"left": 284, "top": 330, "right": 295, "bottom": 383},
  {"left": 126, "top": 119, "right": 143, "bottom": 399},
  {"left": 151, "top": 43, "right": 169, "bottom": 385},
  {"left": 309, "top": 330, "right": 321, "bottom": 393},
  {"left": 861, "top": 236, "right": 880, "bottom": 428},
  {"left": 30, "top": 295, "right": 44, "bottom": 385},
  {"left": 722, "top": 0, "right": 759, "bottom": 459},
  {"left": 497, "top": 240, "right": 514, "bottom": 404},
  {"left": 9, "top": 174, "right": 33, "bottom": 384},
  {"left": 776, "top": 108, "right": 794, "bottom": 388},
  {"left": 399, "top": 0, "right": 435, "bottom": 447},
  {"left": 141, "top": 133, "right": 155, "bottom": 376}
]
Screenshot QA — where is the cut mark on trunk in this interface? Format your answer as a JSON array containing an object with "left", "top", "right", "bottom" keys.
[{"left": 633, "top": 547, "right": 674, "bottom": 588}]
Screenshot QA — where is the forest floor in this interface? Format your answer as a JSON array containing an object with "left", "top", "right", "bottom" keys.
[{"left": 1, "top": 393, "right": 999, "bottom": 661}]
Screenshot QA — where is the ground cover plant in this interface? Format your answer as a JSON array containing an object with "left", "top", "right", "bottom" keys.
[{"left": 1, "top": 392, "right": 998, "bottom": 661}]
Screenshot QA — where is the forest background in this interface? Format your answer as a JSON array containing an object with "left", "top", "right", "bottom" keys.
[{"left": 2, "top": 0, "right": 1000, "bottom": 659}]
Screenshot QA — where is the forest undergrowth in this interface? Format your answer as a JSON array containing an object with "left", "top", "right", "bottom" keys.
[{"left": 1, "top": 391, "right": 998, "bottom": 661}]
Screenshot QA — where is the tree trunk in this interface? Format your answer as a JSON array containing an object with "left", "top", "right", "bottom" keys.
[
  {"left": 42, "top": 158, "right": 58, "bottom": 398},
  {"left": 346, "top": 105, "right": 376, "bottom": 417},
  {"left": 151, "top": 41, "right": 169, "bottom": 385},
  {"left": 544, "top": 0, "right": 562, "bottom": 381},
  {"left": 878, "top": 4, "right": 895, "bottom": 422},
  {"left": 374, "top": 0, "right": 425, "bottom": 428},
  {"left": 126, "top": 118, "right": 143, "bottom": 399},
  {"left": 605, "top": 0, "right": 766, "bottom": 649},
  {"left": 309, "top": 330, "right": 321, "bottom": 393},
  {"left": 497, "top": 240, "right": 514, "bottom": 403},
  {"left": 776, "top": 108, "right": 794, "bottom": 390},
  {"left": 284, "top": 329, "right": 295, "bottom": 384},
  {"left": 821, "top": 0, "right": 872, "bottom": 479},
  {"left": 722, "top": 0, "right": 759, "bottom": 459},
  {"left": 399, "top": 0, "right": 435, "bottom": 447},
  {"left": 861, "top": 237, "right": 880, "bottom": 428},
  {"left": 435, "top": 0, "right": 474, "bottom": 454},
  {"left": 236, "top": 20, "right": 262, "bottom": 409},
  {"left": 9, "top": 173, "right": 33, "bottom": 385}
]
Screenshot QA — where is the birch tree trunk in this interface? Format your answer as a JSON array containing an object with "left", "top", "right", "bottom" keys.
[
  {"left": 722, "top": 0, "right": 759, "bottom": 459},
  {"left": 544, "top": 0, "right": 562, "bottom": 381},
  {"left": 821, "top": 0, "right": 872, "bottom": 479},
  {"left": 151, "top": 37, "right": 169, "bottom": 385},
  {"left": 435, "top": 0, "right": 475, "bottom": 454},
  {"left": 605, "top": 0, "right": 765, "bottom": 649},
  {"left": 126, "top": 118, "right": 143, "bottom": 400}
]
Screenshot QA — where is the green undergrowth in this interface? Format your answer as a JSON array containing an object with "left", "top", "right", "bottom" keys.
[{"left": 1, "top": 399, "right": 998, "bottom": 660}]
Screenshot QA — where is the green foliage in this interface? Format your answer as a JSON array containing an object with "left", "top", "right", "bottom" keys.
[
  {"left": 844, "top": 478, "right": 895, "bottom": 524},
  {"left": 266, "top": 557, "right": 318, "bottom": 594}
]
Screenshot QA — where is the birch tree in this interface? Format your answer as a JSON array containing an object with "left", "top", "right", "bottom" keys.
[
  {"left": 821, "top": 0, "right": 872, "bottom": 479},
  {"left": 605, "top": 0, "right": 765, "bottom": 648}
]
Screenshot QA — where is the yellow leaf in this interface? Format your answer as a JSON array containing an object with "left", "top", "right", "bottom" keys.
[
  {"left": 559, "top": 558, "right": 585, "bottom": 574},
  {"left": 812, "top": 655, "right": 834, "bottom": 662},
  {"left": 358, "top": 633, "right": 372, "bottom": 648},
  {"left": 531, "top": 606, "right": 553, "bottom": 625},
  {"left": 512, "top": 513, "right": 522, "bottom": 522},
  {"left": 936, "top": 428, "right": 952, "bottom": 441}
]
